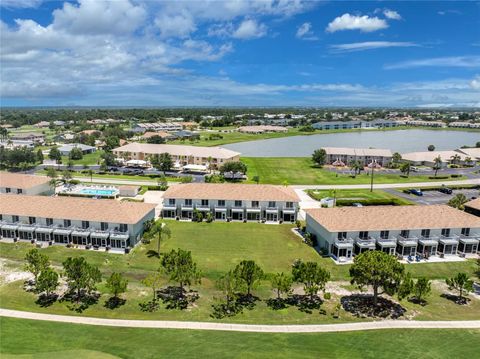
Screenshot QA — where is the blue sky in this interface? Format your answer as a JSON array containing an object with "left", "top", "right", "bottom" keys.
[{"left": 1, "top": 0, "right": 479, "bottom": 107}]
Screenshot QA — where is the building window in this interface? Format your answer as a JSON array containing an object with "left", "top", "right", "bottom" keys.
[
  {"left": 441, "top": 228, "right": 451, "bottom": 237},
  {"left": 251, "top": 201, "right": 259, "bottom": 208},
  {"left": 285, "top": 202, "right": 294, "bottom": 208},
  {"left": 6, "top": 188, "right": 11, "bottom": 193},
  {"left": 101, "top": 222, "right": 108, "bottom": 231},
  {"left": 201, "top": 199, "right": 209, "bottom": 206},
  {"left": 234, "top": 200, "right": 242, "bottom": 207},
  {"left": 461, "top": 228, "right": 470, "bottom": 236},
  {"left": 217, "top": 200, "right": 225, "bottom": 207},
  {"left": 380, "top": 230, "right": 389, "bottom": 239},
  {"left": 29, "top": 217, "right": 36, "bottom": 225},
  {"left": 46, "top": 218, "right": 53, "bottom": 226},
  {"left": 185, "top": 199, "right": 192, "bottom": 206},
  {"left": 17, "top": 189, "right": 23, "bottom": 194},
  {"left": 168, "top": 199, "right": 176, "bottom": 205},
  {"left": 12, "top": 215, "right": 19, "bottom": 222},
  {"left": 82, "top": 221, "right": 89, "bottom": 229},
  {"left": 0, "top": 214, "right": 2, "bottom": 221},
  {"left": 359, "top": 231, "right": 369, "bottom": 239},
  {"left": 421, "top": 229, "right": 430, "bottom": 238},
  {"left": 400, "top": 230, "right": 410, "bottom": 238},
  {"left": 337, "top": 232, "right": 347, "bottom": 240},
  {"left": 64, "top": 219, "right": 71, "bottom": 227},
  {"left": 119, "top": 224, "right": 128, "bottom": 232},
  {"left": 268, "top": 201, "right": 276, "bottom": 208}
]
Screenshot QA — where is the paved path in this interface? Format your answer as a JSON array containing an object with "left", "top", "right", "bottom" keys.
[
  {"left": 292, "top": 178, "right": 480, "bottom": 190},
  {"left": 1, "top": 309, "right": 479, "bottom": 333}
]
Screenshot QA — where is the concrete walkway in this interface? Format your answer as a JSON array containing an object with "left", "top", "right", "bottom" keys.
[{"left": 1, "top": 309, "right": 479, "bottom": 333}]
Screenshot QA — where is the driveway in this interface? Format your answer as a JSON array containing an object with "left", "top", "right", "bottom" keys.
[{"left": 386, "top": 188, "right": 480, "bottom": 205}]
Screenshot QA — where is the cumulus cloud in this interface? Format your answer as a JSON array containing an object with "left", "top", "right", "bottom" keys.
[
  {"left": 330, "top": 41, "right": 418, "bottom": 52},
  {"left": 232, "top": 19, "right": 267, "bottom": 39},
  {"left": 471, "top": 76, "right": 480, "bottom": 90},
  {"left": 155, "top": 10, "right": 196, "bottom": 38},
  {"left": 0, "top": 0, "right": 42, "bottom": 8},
  {"left": 383, "top": 9, "right": 402, "bottom": 20},
  {"left": 296, "top": 22, "right": 318, "bottom": 40},
  {"left": 385, "top": 56, "right": 480, "bottom": 69},
  {"left": 326, "top": 13, "right": 388, "bottom": 33}
]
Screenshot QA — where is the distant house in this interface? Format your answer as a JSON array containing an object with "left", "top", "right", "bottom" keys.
[
  {"left": 34, "top": 121, "right": 50, "bottom": 128},
  {"left": 312, "top": 121, "right": 361, "bottom": 130},
  {"left": 172, "top": 130, "right": 199, "bottom": 139},
  {"left": 57, "top": 143, "right": 96, "bottom": 156},
  {"left": 0, "top": 140, "right": 34, "bottom": 149},
  {"left": 10, "top": 132, "right": 45, "bottom": 144},
  {"left": 53, "top": 120, "right": 66, "bottom": 126},
  {"left": 0, "top": 172, "right": 53, "bottom": 196},
  {"left": 238, "top": 125, "right": 288, "bottom": 134},
  {"left": 140, "top": 131, "right": 176, "bottom": 141},
  {"left": 322, "top": 147, "right": 393, "bottom": 167},
  {"left": 401, "top": 151, "right": 469, "bottom": 168}
]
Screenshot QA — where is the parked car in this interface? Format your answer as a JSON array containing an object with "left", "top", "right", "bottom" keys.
[
  {"left": 410, "top": 166, "right": 419, "bottom": 172},
  {"left": 408, "top": 189, "right": 423, "bottom": 196},
  {"left": 437, "top": 187, "right": 453, "bottom": 194},
  {"left": 352, "top": 203, "right": 363, "bottom": 207}
]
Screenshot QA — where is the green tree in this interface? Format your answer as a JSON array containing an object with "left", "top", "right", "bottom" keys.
[
  {"left": 36, "top": 149, "right": 44, "bottom": 163},
  {"left": 271, "top": 272, "right": 292, "bottom": 299},
  {"left": 150, "top": 152, "right": 173, "bottom": 174},
  {"left": 106, "top": 272, "right": 128, "bottom": 300},
  {"left": 144, "top": 221, "right": 171, "bottom": 256},
  {"left": 234, "top": 260, "right": 264, "bottom": 297},
  {"left": 450, "top": 154, "right": 461, "bottom": 166},
  {"left": 69, "top": 147, "right": 83, "bottom": 160},
  {"left": 391, "top": 152, "right": 402, "bottom": 166},
  {"left": 292, "top": 260, "right": 330, "bottom": 299},
  {"left": 87, "top": 169, "right": 94, "bottom": 182},
  {"left": 219, "top": 161, "right": 247, "bottom": 174},
  {"left": 446, "top": 273, "right": 473, "bottom": 302},
  {"left": 142, "top": 271, "right": 164, "bottom": 301},
  {"left": 48, "top": 147, "right": 62, "bottom": 162},
  {"left": 413, "top": 277, "right": 432, "bottom": 303},
  {"left": 24, "top": 249, "right": 50, "bottom": 283},
  {"left": 36, "top": 267, "right": 59, "bottom": 297},
  {"left": 161, "top": 249, "right": 201, "bottom": 291},
  {"left": 312, "top": 149, "right": 327, "bottom": 167},
  {"left": 447, "top": 193, "right": 468, "bottom": 210},
  {"left": 349, "top": 251, "right": 405, "bottom": 306},
  {"left": 216, "top": 270, "right": 241, "bottom": 308},
  {"left": 400, "top": 162, "right": 411, "bottom": 177},
  {"left": 349, "top": 160, "right": 363, "bottom": 178},
  {"left": 61, "top": 170, "right": 72, "bottom": 184},
  {"left": 252, "top": 175, "right": 260, "bottom": 184},
  {"left": 62, "top": 257, "right": 102, "bottom": 302}
]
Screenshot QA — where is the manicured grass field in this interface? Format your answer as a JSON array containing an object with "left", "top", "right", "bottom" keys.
[
  {"left": 60, "top": 150, "right": 104, "bottom": 166},
  {"left": 241, "top": 157, "right": 466, "bottom": 185},
  {"left": 1, "top": 318, "right": 479, "bottom": 359},
  {"left": 0, "top": 221, "right": 478, "bottom": 324},
  {"left": 307, "top": 189, "right": 414, "bottom": 205}
]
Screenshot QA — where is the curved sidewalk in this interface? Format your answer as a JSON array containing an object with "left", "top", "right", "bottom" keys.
[{"left": 1, "top": 309, "right": 479, "bottom": 333}]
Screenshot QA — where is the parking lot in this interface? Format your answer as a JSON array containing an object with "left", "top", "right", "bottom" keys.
[{"left": 386, "top": 188, "right": 479, "bottom": 205}]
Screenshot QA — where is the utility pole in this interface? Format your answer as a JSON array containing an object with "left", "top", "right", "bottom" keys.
[{"left": 370, "top": 163, "right": 374, "bottom": 192}]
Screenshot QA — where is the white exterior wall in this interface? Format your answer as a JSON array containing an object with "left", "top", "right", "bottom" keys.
[{"left": 0, "top": 182, "right": 53, "bottom": 196}]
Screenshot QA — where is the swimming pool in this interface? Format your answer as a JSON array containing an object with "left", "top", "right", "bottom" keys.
[{"left": 79, "top": 188, "right": 118, "bottom": 196}]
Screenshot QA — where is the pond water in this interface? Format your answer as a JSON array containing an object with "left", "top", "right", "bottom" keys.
[{"left": 223, "top": 129, "right": 479, "bottom": 157}]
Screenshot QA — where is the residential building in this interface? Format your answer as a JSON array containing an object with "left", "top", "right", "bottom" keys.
[
  {"left": 465, "top": 198, "right": 480, "bottom": 217},
  {"left": 162, "top": 183, "right": 300, "bottom": 222},
  {"left": 322, "top": 147, "right": 393, "bottom": 167},
  {"left": 10, "top": 132, "right": 45, "bottom": 144},
  {"left": 238, "top": 125, "right": 288, "bottom": 134},
  {"left": 401, "top": 150, "right": 470, "bottom": 168},
  {"left": 305, "top": 205, "right": 479, "bottom": 261},
  {"left": 140, "top": 131, "right": 176, "bottom": 141},
  {"left": 0, "top": 195, "right": 156, "bottom": 250},
  {"left": 455, "top": 148, "right": 480, "bottom": 162},
  {"left": 448, "top": 121, "right": 480, "bottom": 129},
  {"left": 132, "top": 122, "right": 183, "bottom": 133},
  {"left": 113, "top": 142, "right": 241, "bottom": 170},
  {"left": 0, "top": 173, "right": 53, "bottom": 196},
  {"left": 57, "top": 143, "right": 96, "bottom": 156},
  {"left": 0, "top": 140, "right": 34, "bottom": 149},
  {"left": 312, "top": 121, "right": 362, "bottom": 130}
]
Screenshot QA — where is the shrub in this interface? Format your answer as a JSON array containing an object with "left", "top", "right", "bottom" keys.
[{"left": 324, "top": 292, "right": 331, "bottom": 300}]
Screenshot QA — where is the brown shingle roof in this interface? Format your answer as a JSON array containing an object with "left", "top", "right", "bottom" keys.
[
  {"left": 0, "top": 172, "right": 50, "bottom": 189},
  {"left": 164, "top": 183, "right": 299, "bottom": 202},
  {"left": 0, "top": 195, "right": 156, "bottom": 224},
  {"left": 465, "top": 198, "right": 480, "bottom": 211},
  {"left": 306, "top": 205, "right": 480, "bottom": 232}
]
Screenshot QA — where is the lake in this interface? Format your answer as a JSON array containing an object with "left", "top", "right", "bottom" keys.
[{"left": 223, "top": 129, "right": 480, "bottom": 157}]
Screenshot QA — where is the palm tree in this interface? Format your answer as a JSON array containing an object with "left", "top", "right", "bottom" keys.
[
  {"left": 349, "top": 160, "right": 363, "bottom": 178},
  {"left": 450, "top": 154, "right": 461, "bottom": 166},
  {"left": 0, "top": 127, "right": 8, "bottom": 141},
  {"left": 87, "top": 169, "right": 94, "bottom": 182},
  {"left": 145, "top": 221, "right": 171, "bottom": 256},
  {"left": 433, "top": 156, "right": 442, "bottom": 177},
  {"left": 465, "top": 157, "right": 473, "bottom": 166},
  {"left": 400, "top": 162, "right": 411, "bottom": 177}
]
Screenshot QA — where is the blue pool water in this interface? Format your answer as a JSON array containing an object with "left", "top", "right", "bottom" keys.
[{"left": 79, "top": 188, "right": 117, "bottom": 196}]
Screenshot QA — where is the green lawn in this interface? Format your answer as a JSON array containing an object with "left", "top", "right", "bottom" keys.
[
  {"left": 1, "top": 318, "right": 479, "bottom": 359},
  {"left": 60, "top": 151, "right": 104, "bottom": 166},
  {"left": 241, "top": 157, "right": 466, "bottom": 185},
  {"left": 307, "top": 189, "right": 414, "bottom": 206},
  {"left": 0, "top": 221, "right": 478, "bottom": 324}
]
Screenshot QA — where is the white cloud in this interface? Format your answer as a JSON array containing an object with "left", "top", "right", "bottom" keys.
[
  {"left": 326, "top": 13, "right": 388, "bottom": 33},
  {"left": 52, "top": 0, "right": 146, "bottom": 35},
  {"left": 296, "top": 22, "right": 318, "bottom": 40},
  {"left": 155, "top": 11, "right": 196, "bottom": 38},
  {"left": 471, "top": 76, "right": 480, "bottom": 90},
  {"left": 383, "top": 9, "right": 402, "bottom": 20},
  {"left": 330, "top": 41, "right": 418, "bottom": 52},
  {"left": 232, "top": 19, "right": 267, "bottom": 39},
  {"left": 0, "top": 0, "right": 42, "bottom": 8},
  {"left": 385, "top": 56, "right": 480, "bottom": 69}
]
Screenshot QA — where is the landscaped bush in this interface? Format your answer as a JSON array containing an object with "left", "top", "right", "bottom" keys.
[
  {"left": 450, "top": 174, "right": 462, "bottom": 178},
  {"left": 336, "top": 199, "right": 407, "bottom": 206},
  {"left": 428, "top": 176, "right": 449, "bottom": 180}
]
